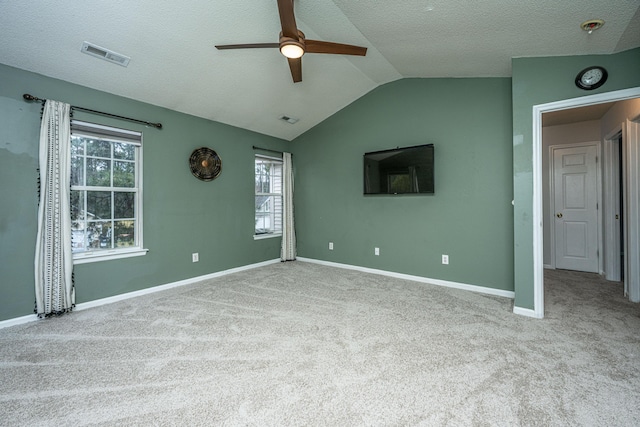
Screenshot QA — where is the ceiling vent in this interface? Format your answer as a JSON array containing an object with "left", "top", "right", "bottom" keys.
[
  {"left": 280, "top": 115, "right": 299, "bottom": 124},
  {"left": 81, "top": 42, "right": 130, "bottom": 67}
]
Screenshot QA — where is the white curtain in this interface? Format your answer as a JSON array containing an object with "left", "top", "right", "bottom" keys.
[
  {"left": 34, "top": 100, "right": 75, "bottom": 317},
  {"left": 281, "top": 152, "right": 296, "bottom": 261}
]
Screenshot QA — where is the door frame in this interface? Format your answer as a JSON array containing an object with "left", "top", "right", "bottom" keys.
[
  {"left": 548, "top": 141, "right": 602, "bottom": 272},
  {"left": 625, "top": 116, "right": 640, "bottom": 302},
  {"left": 531, "top": 87, "right": 640, "bottom": 318}
]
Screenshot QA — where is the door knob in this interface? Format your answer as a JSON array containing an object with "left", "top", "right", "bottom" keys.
[{"left": 556, "top": 212, "right": 563, "bottom": 218}]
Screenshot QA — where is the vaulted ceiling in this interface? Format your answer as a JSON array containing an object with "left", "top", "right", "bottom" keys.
[{"left": 1, "top": 0, "right": 639, "bottom": 140}]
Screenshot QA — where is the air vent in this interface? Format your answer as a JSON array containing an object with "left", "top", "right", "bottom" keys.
[
  {"left": 81, "top": 42, "right": 130, "bottom": 67},
  {"left": 279, "top": 115, "right": 299, "bottom": 124}
]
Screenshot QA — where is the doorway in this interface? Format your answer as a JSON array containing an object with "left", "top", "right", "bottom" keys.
[{"left": 531, "top": 87, "right": 640, "bottom": 318}]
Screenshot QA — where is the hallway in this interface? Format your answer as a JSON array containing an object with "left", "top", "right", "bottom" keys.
[{"left": 544, "top": 268, "right": 636, "bottom": 321}]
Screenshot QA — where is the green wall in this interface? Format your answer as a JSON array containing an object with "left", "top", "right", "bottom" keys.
[
  {"left": 0, "top": 64, "right": 287, "bottom": 321},
  {"left": 512, "top": 48, "right": 640, "bottom": 310},
  {"left": 291, "top": 78, "right": 514, "bottom": 291},
  {"left": 3, "top": 47, "right": 637, "bottom": 322}
]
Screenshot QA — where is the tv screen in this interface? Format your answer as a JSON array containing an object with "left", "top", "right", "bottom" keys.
[{"left": 364, "top": 144, "right": 434, "bottom": 195}]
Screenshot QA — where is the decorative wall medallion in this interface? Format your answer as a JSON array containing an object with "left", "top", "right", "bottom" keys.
[{"left": 189, "top": 147, "right": 222, "bottom": 181}]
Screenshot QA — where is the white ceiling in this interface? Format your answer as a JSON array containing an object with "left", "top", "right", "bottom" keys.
[
  {"left": 1, "top": 0, "right": 638, "bottom": 140},
  {"left": 542, "top": 102, "right": 616, "bottom": 127}
]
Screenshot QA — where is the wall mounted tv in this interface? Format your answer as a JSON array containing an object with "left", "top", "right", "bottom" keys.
[{"left": 363, "top": 144, "right": 434, "bottom": 195}]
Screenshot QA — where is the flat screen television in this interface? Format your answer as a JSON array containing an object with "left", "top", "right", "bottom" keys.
[{"left": 363, "top": 144, "right": 434, "bottom": 195}]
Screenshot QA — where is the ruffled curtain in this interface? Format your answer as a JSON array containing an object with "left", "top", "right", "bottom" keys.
[
  {"left": 34, "top": 100, "right": 75, "bottom": 317},
  {"left": 280, "top": 152, "right": 296, "bottom": 261}
]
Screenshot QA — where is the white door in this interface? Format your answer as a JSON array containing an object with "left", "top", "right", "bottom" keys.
[
  {"left": 553, "top": 144, "right": 599, "bottom": 272},
  {"left": 603, "top": 133, "right": 622, "bottom": 283}
]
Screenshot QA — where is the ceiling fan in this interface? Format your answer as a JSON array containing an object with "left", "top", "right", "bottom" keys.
[{"left": 215, "top": 0, "right": 367, "bottom": 83}]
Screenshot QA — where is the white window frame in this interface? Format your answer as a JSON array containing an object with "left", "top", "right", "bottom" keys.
[
  {"left": 254, "top": 154, "right": 283, "bottom": 240},
  {"left": 70, "top": 120, "right": 147, "bottom": 264}
]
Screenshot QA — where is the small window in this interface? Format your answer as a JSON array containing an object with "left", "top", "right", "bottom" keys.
[
  {"left": 70, "top": 121, "right": 146, "bottom": 263},
  {"left": 255, "top": 155, "right": 282, "bottom": 237}
]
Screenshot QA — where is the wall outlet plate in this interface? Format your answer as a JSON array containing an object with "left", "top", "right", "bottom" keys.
[
  {"left": 442, "top": 254, "right": 449, "bottom": 265},
  {"left": 192, "top": 253, "right": 199, "bottom": 263},
  {"left": 329, "top": 242, "right": 334, "bottom": 250},
  {"left": 375, "top": 247, "right": 380, "bottom": 256}
]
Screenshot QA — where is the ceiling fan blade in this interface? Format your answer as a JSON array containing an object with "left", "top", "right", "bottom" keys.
[
  {"left": 305, "top": 40, "right": 367, "bottom": 56},
  {"left": 277, "top": 0, "right": 298, "bottom": 38},
  {"left": 287, "top": 57, "right": 302, "bottom": 83},
  {"left": 215, "top": 43, "right": 280, "bottom": 50}
]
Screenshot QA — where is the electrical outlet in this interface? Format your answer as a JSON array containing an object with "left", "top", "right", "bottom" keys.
[
  {"left": 329, "top": 242, "right": 334, "bottom": 250},
  {"left": 192, "top": 253, "right": 199, "bottom": 263},
  {"left": 375, "top": 247, "right": 380, "bottom": 256},
  {"left": 442, "top": 254, "right": 449, "bottom": 265}
]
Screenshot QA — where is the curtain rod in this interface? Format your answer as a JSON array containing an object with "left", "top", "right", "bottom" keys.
[
  {"left": 23, "top": 94, "right": 163, "bottom": 130},
  {"left": 253, "top": 146, "right": 290, "bottom": 156}
]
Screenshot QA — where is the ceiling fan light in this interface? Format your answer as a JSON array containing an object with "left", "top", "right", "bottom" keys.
[{"left": 280, "top": 42, "right": 304, "bottom": 59}]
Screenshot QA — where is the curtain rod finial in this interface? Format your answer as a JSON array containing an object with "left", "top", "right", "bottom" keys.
[{"left": 23, "top": 94, "right": 40, "bottom": 102}]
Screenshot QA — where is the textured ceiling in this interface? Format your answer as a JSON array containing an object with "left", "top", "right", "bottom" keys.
[{"left": 1, "top": 0, "right": 638, "bottom": 140}]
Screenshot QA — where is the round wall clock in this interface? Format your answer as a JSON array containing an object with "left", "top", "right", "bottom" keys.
[
  {"left": 575, "top": 66, "right": 608, "bottom": 90},
  {"left": 189, "top": 147, "right": 222, "bottom": 181}
]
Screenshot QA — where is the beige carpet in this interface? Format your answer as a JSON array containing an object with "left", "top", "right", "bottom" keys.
[{"left": 1, "top": 262, "right": 639, "bottom": 426}]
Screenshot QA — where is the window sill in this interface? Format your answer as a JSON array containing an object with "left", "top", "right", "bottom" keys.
[
  {"left": 73, "top": 248, "right": 149, "bottom": 265},
  {"left": 253, "top": 233, "right": 282, "bottom": 241}
]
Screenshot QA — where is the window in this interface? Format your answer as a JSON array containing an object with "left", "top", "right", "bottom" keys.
[
  {"left": 70, "top": 121, "right": 146, "bottom": 263},
  {"left": 255, "top": 155, "right": 282, "bottom": 238}
]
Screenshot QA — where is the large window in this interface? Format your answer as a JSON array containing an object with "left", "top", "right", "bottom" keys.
[
  {"left": 70, "top": 121, "right": 146, "bottom": 263},
  {"left": 255, "top": 155, "right": 282, "bottom": 237}
]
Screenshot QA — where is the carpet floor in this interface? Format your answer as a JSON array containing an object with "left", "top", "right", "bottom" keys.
[{"left": 1, "top": 261, "right": 639, "bottom": 426}]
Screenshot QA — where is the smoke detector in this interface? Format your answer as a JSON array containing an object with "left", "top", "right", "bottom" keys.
[
  {"left": 279, "top": 115, "right": 299, "bottom": 124},
  {"left": 81, "top": 42, "right": 130, "bottom": 67},
  {"left": 580, "top": 19, "right": 604, "bottom": 34}
]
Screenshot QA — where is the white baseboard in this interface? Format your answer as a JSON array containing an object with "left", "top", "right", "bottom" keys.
[
  {"left": 0, "top": 314, "right": 39, "bottom": 329},
  {"left": 0, "top": 258, "right": 281, "bottom": 330},
  {"left": 297, "top": 257, "right": 515, "bottom": 299},
  {"left": 2, "top": 257, "right": 522, "bottom": 329},
  {"left": 74, "top": 258, "right": 281, "bottom": 312},
  {"left": 513, "top": 306, "right": 543, "bottom": 318}
]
